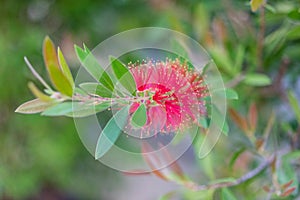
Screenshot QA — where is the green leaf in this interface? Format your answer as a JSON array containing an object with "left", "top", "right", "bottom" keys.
[
  {"left": 74, "top": 45, "right": 114, "bottom": 91},
  {"left": 211, "top": 104, "right": 229, "bottom": 135},
  {"left": 198, "top": 116, "right": 208, "bottom": 129},
  {"left": 221, "top": 188, "right": 238, "bottom": 200},
  {"left": 66, "top": 102, "right": 111, "bottom": 118},
  {"left": 222, "top": 120, "right": 229, "bottom": 136},
  {"left": 278, "top": 151, "right": 300, "bottom": 194},
  {"left": 28, "top": 82, "right": 52, "bottom": 102},
  {"left": 131, "top": 103, "right": 147, "bottom": 127},
  {"left": 47, "top": 63, "right": 73, "bottom": 96},
  {"left": 287, "top": 26, "right": 300, "bottom": 41},
  {"left": 209, "top": 46, "right": 235, "bottom": 76},
  {"left": 229, "top": 148, "right": 246, "bottom": 168},
  {"left": 110, "top": 56, "right": 137, "bottom": 95},
  {"left": 288, "top": 9, "right": 300, "bottom": 21},
  {"left": 15, "top": 99, "right": 55, "bottom": 114},
  {"left": 243, "top": 73, "right": 272, "bottom": 86},
  {"left": 225, "top": 88, "right": 239, "bottom": 100},
  {"left": 287, "top": 91, "right": 300, "bottom": 124},
  {"left": 79, "top": 82, "right": 114, "bottom": 98},
  {"left": 42, "top": 102, "right": 74, "bottom": 116},
  {"left": 250, "top": 0, "right": 264, "bottom": 12},
  {"left": 233, "top": 45, "right": 244, "bottom": 72},
  {"left": 57, "top": 47, "right": 74, "bottom": 88},
  {"left": 95, "top": 106, "right": 129, "bottom": 159},
  {"left": 42, "top": 101, "right": 111, "bottom": 117}
]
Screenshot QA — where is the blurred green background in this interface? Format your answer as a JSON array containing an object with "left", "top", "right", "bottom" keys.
[{"left": 1, "top": 0, "right": 300, "bottom": 199}]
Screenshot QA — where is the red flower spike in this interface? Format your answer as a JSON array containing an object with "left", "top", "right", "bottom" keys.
[{"left": 127, "top": 59, "right": 207, "bottom": 136}]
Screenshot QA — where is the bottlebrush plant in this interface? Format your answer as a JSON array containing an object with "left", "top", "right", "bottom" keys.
[
  {"left": 15, "top": 36, "right": 211, "bottom": 159},
  {"left": 15, "top": 36, "right": 297, "bottom": 199}
]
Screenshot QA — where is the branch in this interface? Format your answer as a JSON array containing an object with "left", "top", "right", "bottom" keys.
[{"left": 190, "top": 155, "right": 275, "bottom": 191}]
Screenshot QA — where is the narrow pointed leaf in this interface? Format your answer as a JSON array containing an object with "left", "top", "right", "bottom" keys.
[
  {"left": 287, "top": 91, "right": 300, "bottom": 124},
  {"left": 15, "top": 99, "right": 55, "bottom": 114},
  {"left": 229, "top": 108, "right": 249, "bottom": 133},
  {"left": 79, "top": 82, "right": 113, "bottom": 98},
  {"left": 42, "top": 101, "right": 111, "bottom": 117},
  {"left": 131, "top": 103, "right": 147, "bottom": 127},
  {"left": 47, "top": 63, "right": 73, "bottom": 96},
  {"left": 248, "top": 103, "right": 258, "bottom": 131},
  {"left": 141, "top": 142, "right": 168, "bottom": 181},
  {"left": 95, "top": 106, "right": 129, "bottom": 159},
  {"left": 243, "top": 73, "right": 272, "bottom": 86},
  {"left": 225, "top": 88, "right": 239, "bottom": 100},
  {"left": 66, "top": 102, "right": 111, "bottom": 117},
  {"left": 28, "top": 82, "right": 52, "bottom": 102},
  {"left": 24, "top": 57, "right": 53, "bottom": 91},
  {"left": 42, "top": 102, "right": 74, "bottom": 116},
  {"left": 58, "top": 47, "right": 74, "bottom": 88},
  {"left": 43, "top": 36, "right": 73, "bottom": 96},
  {"left": 43, "top": 36, "right": 59, "bottom": 70},
  {"left": 75, "top": 45, "right": 114, "bottom": 91},
  {"left": 221, "top": 188, "right": 238, "bottom": 200},
  {"left": 110, "top": 56, "right": 136, "bottom": 95}
]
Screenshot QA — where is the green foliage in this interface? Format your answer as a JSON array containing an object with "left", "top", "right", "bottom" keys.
[
  {"left": 131, "top": 103, "right": 147, "bottom": 128},
  {"left": 74, "top": 45, "right": 114, "bottom": 91},
  {"left": 110, "top": 56, "right": 137, "bottom": 95},
  {"left": 95, "top": 106, "right": 129, "bottom": 159},
  {"left": 243, "top": 73, "right": 272, "bottom": 86}
]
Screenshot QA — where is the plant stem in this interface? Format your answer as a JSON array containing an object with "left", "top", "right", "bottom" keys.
[{"left": 192, "top": 155, "right": 275, "bottom": 191}]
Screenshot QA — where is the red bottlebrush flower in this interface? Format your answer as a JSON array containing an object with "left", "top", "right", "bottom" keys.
[{"left": 127, "top": 59, "right": 207, "bottom": 136}]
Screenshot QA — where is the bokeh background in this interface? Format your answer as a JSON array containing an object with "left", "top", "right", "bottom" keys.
[{"left": 1, "top": 0, "right": 300, "bottom": 199}]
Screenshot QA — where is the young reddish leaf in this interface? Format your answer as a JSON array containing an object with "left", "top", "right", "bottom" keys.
[
  {"left": 282, "top": 180, "right": 294, "bottom": 190},
  {"left": 141, "top": 142, "right": 168, "bottom": 181},
  {"left": 262, "top": 185, "right": 271, "bottom": 192},
  {"left": 28, "top": 82, "right": 52, "bottom": 102},
  {"left": 15, "top": 99, "right": 55, "bottom": 114},
  {"left": 43, "top": 36, "right": 59, "bottom": 70},
  {"left": 255, "top": 138, "right": 265, "bottom": 150},
  {"left": 248, "top": 103, "right": 257, "bottom": 132},
  {"left": 229, "top": 108, "right": 249, "bottom": 134},
  {"left": 58, "top": 47, "right": 74, "bottom": 88},
  {"left": 159, "top": 143, "right": 186, "bottom": 181},
  {"left": 281, "top": 187, "right": 296, "bottom": 197},
  {"left": 141, "top": 142, "right": 188, "bottom": 183},
  {"left": 43, "top": 36, "right": 73, "bottom": 96},
  {"left": 122, "top": 170, "right": 152, "bottom": 176}
]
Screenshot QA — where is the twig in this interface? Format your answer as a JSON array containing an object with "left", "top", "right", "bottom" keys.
[{"left": 192, "top": 155, "right": 275, "bottom": 191}]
